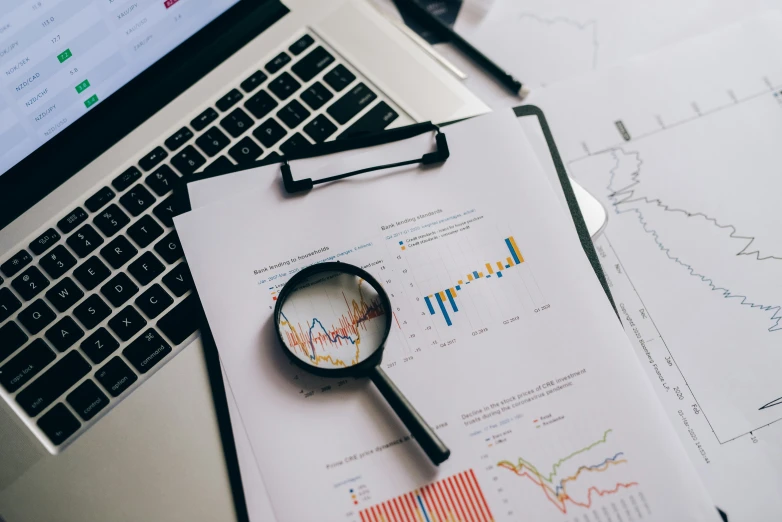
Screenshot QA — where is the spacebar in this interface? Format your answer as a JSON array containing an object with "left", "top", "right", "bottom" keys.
[
  {"left": 157, "top": 294, "right": 200, "bottom": 345},
  {"left": 338, "top": 101, "right": 399, "bottom": 139}
]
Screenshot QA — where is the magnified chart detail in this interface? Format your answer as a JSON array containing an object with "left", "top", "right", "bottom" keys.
[
  {"left": 278, "top": 272, "right": 387, "bottom": 369},
  {"left": 359, "top": 469, "right": 494, "bottom": 522}
]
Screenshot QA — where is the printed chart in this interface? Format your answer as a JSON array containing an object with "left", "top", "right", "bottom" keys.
[{"left": 359, "top": 470, "right": 494, "bottom": 522}]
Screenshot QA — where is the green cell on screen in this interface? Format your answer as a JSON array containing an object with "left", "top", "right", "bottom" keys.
[
  {"left": 57, "top": 49, "right": 72, "bottom": 63},
  {"left": 75, "top": 80, "right": 90, "bottom": 93},
  {"left": 84, "top": 94, "right": 98, "bottom": 108}
]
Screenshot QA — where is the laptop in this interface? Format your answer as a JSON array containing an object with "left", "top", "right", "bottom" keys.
[{"left": 0, "top": 0, "right": 488, "bottom": 519}]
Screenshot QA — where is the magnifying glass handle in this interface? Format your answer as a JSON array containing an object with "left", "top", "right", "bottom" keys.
[{"left": 369, "top": 366, "right": 451, "bottom": 465}]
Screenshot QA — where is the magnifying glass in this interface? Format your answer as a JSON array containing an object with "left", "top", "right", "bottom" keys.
[{"left": 273, "top": 261, "right": 451, "bottom": 465}]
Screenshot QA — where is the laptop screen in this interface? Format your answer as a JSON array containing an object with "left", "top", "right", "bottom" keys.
[{"left": 0, "top": 0, "right": 242, "bottom": 177}]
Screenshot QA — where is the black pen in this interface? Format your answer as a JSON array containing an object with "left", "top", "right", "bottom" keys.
[{"left": 394, "top": 0, "right": 527, "bottom": 97}]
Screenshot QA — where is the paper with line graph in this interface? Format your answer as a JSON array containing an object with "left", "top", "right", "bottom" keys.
[
  {"left": 466, "top": 0, "right": 774, "bottom": 87},
  {"left": 176, "top": 111, "right": 720, "bottom": 521},
  {"left": 531, "top": 13, "right": 782, "bottom": 520}
]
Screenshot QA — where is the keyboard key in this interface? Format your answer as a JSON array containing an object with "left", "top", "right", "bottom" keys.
[
  {"left": 17, "top": 351, "right": 91, "bottom": 417},
  {"left": 2, "top": 250, "right": 33, "bottom": 278},
  {"left": 0, "top": 321, "right": 27, "bottom": 362},
  {"left": 18, "top": 299, "right": 56, "bottom": 334},
  {"left": 45, "top": 316, "right": 84, "bottom": 352},
  {"left": 339, "top": 101, "right": 399, "bottom": 139},
  {"left": 228, "top": 136, "right": 263, "bottom": 164},
  {"left": 279, "top": 132, "right": 311, "bottom": 156},
  {"left": 145, "top": 164, "right": 177, "bottom": 197},
  {"left": 216, "top": 88, "right": 243, "bottom": 111},
  {"left": 119, "top": 185, "right": 156, "bottom": 217},
  {"left": 29, "top": 228, "right": 61, "bottom": 255},
  {"left": 154, "top": 231, "right": 183, "bottom": 264},
  {"left": 324, "top": 64, "right": 356, "bottom": 92},
  {"left": 0, "top": 339, "right": 55, "bottom": 392},
  {"left": 292, "top": 46, "right": 335, "bottom": 82},
  {"left": 39, "top": 245, "right": 77, "bottom": 279},
  {"left": 267, "top": 51, "right": 292, "bottom": 73},
  {"left": 95, "top": 357, "right": 137, "bottom": 397},
  {"left": 84, "top": 186, "right": 115, "bottom": 213},
  {"left": 289, "top": 34, "right": 314, "bottom": 55},
  {"left": 196, "top": 127, "right": 231, "bottom": 157},
  {"left": 277, "top": 100, "right": 310, "bottom": 129},
  {"left": 101, "top": 273, "right": 139, "bottom": 307},
  {"left": 268, "top": 72, "right": 300, "bottom": 101},
  {"left": 253, "top": 118, "right": 287, "bottom": 147},
  {"left": 240, "top": 70, "right": 267, "bottom": 93},
  {"left": 127, "top": 215, "right": 164, "bottom": 248},
  {"left": 303, "top": 115, "right": 337, "bottom": 144},
  {"left": 128, "top": 252, "right": 164, "bottom": 286},
  {"left": 171, "top": 145, "right": 207, "bottom": 176},
  {"left": 327, "top": 83, "right": 377, "bottom": 125},
  {"left": 81, "top": 327, "right": 119, "bottom": 364},
  {"left": 73, "top": 256, "right": 110, "bottom": 291},
  {"left": 135, "top": 284, "right": 173, "bottom": 319},
  {"left": 57, "top": 207, "right": 88, "bottom": 234},
  {"left": 191, "top": 107, "right": 218, "bottom": 131},
  {"left": 112, "top": 167, "right": 142, "bottom": 192},
  {"left": 66, "top": 225, "right": 104, "bottom": 257},
  {"left": 300, "top": 81, "right": 333, "bottom": 110},
  {"left": 45, "top": 277, "right": 84, "bottom": 313},
  {"left": 244, "top": 90, "right": 278, "bottom": 119},
  {"left": 220, "top": 108, "right": 254, "bottom": 138},
  {"left": 162, "top": 263, "right": 193, "bottom": 297},
  {"left": 158, "top": 293, "right": 199, "bottom": 345},
  {"left": 100, "top": 236, "right": 137, "bottom": 269},
  {"left": 12, "top": 266, "right": 49, "bottom": 301},
  {"left": 153, "top": 195, "right": 184, "bottom": 227},
  {"left": 124, "top": 328, "right": 172, "bottom": 374},
  {"left": 67, "top": 380, "right": 108, "bottom": 421},
  {"left": 165, "top": 126, "right": 193, "bottom": 151},
  {"left": 93, "top": 204, "right": 130, "bottom": 237},
  {"left": 0, "top": 287, "right": 22, "bottom": 322},
  {"left": 204, "top": 156, "right": 234, "bottom": 174},
  {"left": 73, "top": 294, "right": 111, "bottom": 330},
  {"left": 108, "top": 306, "right": 146, "bottom": 342},
  {"left": 37, "top": 403, "right": 81, "bottom": 445},
  {"left": 138, "top": 146, "right": 168, "bottom": 172}
]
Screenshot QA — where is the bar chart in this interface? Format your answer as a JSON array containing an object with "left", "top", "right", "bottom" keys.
[{"left": 421, "top": 236, "right": 528, "bottom": 327}]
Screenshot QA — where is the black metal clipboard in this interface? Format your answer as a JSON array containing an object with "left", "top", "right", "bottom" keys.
[{"left": 171, "top": 105, "right": 615, "bottom": 522}]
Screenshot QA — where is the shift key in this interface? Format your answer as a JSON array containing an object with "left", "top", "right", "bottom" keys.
[
  {"left": 326, "top": 83, "right": 377, "bottom": 125},
  {"left": 16, "top": 351, "right": 91, "bottom": 417}
]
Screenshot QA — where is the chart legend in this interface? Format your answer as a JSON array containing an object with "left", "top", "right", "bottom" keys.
[{"left": 359, "top": 470, "right": 493, "bottom": 522}]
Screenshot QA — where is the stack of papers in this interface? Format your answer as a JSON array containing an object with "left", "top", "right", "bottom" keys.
[
  {"left": 175, "top": 111, "right": 720, "bottom": 521},
  {"left": 174, "top": 6, "right": 782, "bottom": 521}
]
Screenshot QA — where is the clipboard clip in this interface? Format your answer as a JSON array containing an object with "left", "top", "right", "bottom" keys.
[{"left": 281, "top": 124, "right": 449, "bottom": 194}]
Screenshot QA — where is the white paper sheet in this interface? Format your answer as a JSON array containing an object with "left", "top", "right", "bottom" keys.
[
  {"left": 530, "top": 12, "right": 782, "bottom": 520},
  {"left": 175, "top": 111, "right": 720, "bottom": 522},
  {"left": 466, "top": 0, "right": 775, "bottom": 89}
]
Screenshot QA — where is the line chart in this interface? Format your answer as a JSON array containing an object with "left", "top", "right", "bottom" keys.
[
  {"left": 516, "top": 13, "right": 599, "bottom": 69},
  {"left": 605, "top": 148, "right": 782, "bottom": 333},
  {"left": 279, "top": 278, "right": 386, "bottom": 368},
  {"left": 497, "top": 429, "right": 640, "bottom": 514}
]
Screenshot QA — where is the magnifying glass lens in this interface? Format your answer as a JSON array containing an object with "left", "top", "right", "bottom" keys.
[{"left": 278, "top": 271, "right": 388, "bottom": 369}]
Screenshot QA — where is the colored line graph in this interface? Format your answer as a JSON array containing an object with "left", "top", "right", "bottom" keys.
[
  {"left": 424, "top": 236, "right": 525, "bottom": 326},
  {"left": 279, "top": 280, "right": 385, "bottom": 368},
  {"left": 497, "top": 429, "right": 639, "bottom": 514},
  {"left": 359, "top": 469, "right": 494, "bottom": 522}
]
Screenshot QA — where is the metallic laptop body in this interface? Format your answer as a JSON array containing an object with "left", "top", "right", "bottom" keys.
[{"left": 0, "top": 1, "right": 488, "bottom": 520}]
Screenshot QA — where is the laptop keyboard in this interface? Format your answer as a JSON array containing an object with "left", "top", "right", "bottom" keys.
[{"left": 0, "top": 32, "right": 402, "bottom": 451}]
